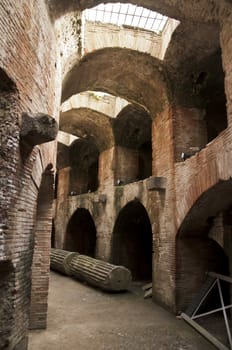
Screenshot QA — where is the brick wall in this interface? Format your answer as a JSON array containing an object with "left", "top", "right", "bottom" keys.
[
  {"left": 113, "top": 146, "right": 139, "bottom": 185},
  {"left": 176, "top": 237, "right": 229, "bottom": 312},
  {"left": 29, "top": 166, "right": 54, "bottom": 330},
  {"left": 220, "top": 8, "right": 232, "bottom": 126},
  {"left": 0, "top": 1, "right": 59, "bottom": 348},
  {"left": 173, "top": 105, "right": 207, "bottom": 162}
]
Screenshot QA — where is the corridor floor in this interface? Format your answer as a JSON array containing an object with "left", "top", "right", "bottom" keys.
[{"left": 29, "top": 271, "right": 215, "bottom": 350}]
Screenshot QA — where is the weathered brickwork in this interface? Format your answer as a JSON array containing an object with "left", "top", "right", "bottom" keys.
[
  {"left": 1, "top": 1, "right": 232, "bottom": 348},
  {"left": 0, "top": 1, "right": 59, "bottom": 348}
]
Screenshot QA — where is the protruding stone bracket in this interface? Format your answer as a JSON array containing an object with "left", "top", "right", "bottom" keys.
[
  {"left": 146, "top": 176, "right": 167, "bottom": 191},
  {"left": 20, "top": 112, "right": 58, "bottom": 147}
]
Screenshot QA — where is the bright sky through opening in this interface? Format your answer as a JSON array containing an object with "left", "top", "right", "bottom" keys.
[{"left": 84, "top": 3, "right": 168, "bottom": 34}]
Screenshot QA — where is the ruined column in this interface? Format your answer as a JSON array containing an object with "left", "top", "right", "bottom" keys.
[
  {"left": 50, "top": 248, "right": 76, "bottom": 275},
  {"left": 50, "top": 248, "right": 132, "bottom": 291}
]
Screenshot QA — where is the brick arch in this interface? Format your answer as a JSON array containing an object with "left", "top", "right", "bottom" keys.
[
  {"left": 176, "top": 177, "right": 232, "bottom": 312},
  {"left": 177, "top": 171, "right": 232, "bottom": 237},
  {"left": 62, "top": 47, "right": 169, "bottom": 116},
  {"left": 60, "top": 107, "right": 114, "bottom": 151}
]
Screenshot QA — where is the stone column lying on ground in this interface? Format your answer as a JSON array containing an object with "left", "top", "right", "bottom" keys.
[
  {"left": 50, "top": 248, "right": 77, "bottom": 275},
  {"left": 50, "top": 248, "right": 132, "bottom": 292}
]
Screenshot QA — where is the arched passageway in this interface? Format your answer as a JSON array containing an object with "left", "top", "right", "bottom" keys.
[
  {"left": 111, "top": 200, "right": 152, "bottom": 281},
  {"left": 65, "top": 208, "right": 97, "bottom": 257},
  {"left": 176, "top": 180, "right": 232, "bottom": 316}
]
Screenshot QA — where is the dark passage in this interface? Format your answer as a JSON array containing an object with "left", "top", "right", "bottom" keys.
[
  {"left": 65, "top": 208, "right": 97, "bottom": 257},
  {"left": 111, "top": 200, "right": 152, "bottom": 281}
]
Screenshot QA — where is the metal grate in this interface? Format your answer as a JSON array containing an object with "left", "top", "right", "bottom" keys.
[{"left": 84, "top": 3, "right": 168, "bottom": 34}]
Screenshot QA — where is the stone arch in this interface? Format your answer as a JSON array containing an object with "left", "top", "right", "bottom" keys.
[
  {"left": 65, "top": 208, "right": 97, "bottom": 257},
  {"left": 111, "top": 200, "right": 152, "bottom": 281},
  {"left": 61, "top": 92, "right": 129, "bottom": 119},
  {"left": 62, "top": 47, "right": 169, "bottom": 116},
  {"left": 178, "top": 179, "right": 232, "bottom": 238},
  {"left": 114, "top": 104, "right": 151, "bottom": 149},
  {"left": 176, "top": 179, "right": 232, "bottom": 312},
  {"left": 60, "top": 107, "right": 114, "bottom": 151}
]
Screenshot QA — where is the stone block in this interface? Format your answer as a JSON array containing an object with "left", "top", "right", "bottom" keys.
[
  {"left": 20, "top": 112, "right": 58, "bottom": 147},
  {"left": 146, "top": 176, "right": 167, "bottom": 191}
]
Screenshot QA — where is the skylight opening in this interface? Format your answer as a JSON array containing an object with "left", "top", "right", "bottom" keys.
[{"left": 84, "top": 3, "right": 168, "bottom": 34}]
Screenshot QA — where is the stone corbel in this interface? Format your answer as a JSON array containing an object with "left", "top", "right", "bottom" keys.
[
  {"left": 146, "top": 176, "right": 167, "bottom": 191},
  {"left": 20, "top": 112, "right": 58, "bottom": 147}
]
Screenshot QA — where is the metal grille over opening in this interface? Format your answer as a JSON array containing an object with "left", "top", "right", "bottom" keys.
[{"left": 84, "top": 3, "right": 168, "bottom": 34}]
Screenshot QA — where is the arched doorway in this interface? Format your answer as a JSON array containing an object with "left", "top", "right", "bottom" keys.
[
  {"left": 111, "top": 200, "right": 152, "bottom": 281},
  {"left": 176, "top": 180, "right": 232, "bottom": 344},
  {"left": 65, "top": 208, "right": 97, "bottom": 257}
]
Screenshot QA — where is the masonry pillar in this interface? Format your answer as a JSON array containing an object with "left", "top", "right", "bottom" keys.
[
  {"left": 98, "top": 147, "right": 115, "bottom": 188},
  {"left": 29, "top": 167, "right": 54, "bottom": 329},
  {"left": 54, "top": 167, "right": 71, "bottom": 248},
  {"left": 151, "top": 106, "right": 177, "bottom": 311}
]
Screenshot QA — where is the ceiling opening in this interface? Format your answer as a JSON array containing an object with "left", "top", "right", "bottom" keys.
[{"left": 84, "top": 3, "right": 168, "bottom": 34}]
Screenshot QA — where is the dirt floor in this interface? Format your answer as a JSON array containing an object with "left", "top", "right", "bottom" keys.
[{"left": 29, "top": 271, "right": 215, "bottom": 350}]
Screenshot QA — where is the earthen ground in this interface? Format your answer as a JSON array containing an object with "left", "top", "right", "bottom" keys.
[{"left": 28, "top": 271, "right": 215, "bottom": 350}]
